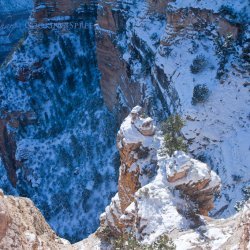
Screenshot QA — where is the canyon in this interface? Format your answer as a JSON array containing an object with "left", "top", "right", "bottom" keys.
[
  {"left": 0, "top": 108, "right": 249, "bottom": 249},
  {"left": 0, "top": 0, "right": 249, "bottom": 249}
]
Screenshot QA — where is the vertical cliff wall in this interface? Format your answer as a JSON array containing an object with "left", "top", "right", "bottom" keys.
[{"left": 0, "top": 0, "right": 119, "bottom": 242}]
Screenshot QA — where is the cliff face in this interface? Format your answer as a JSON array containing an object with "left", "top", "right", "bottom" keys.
[
  {"left": 32, "top": 0, "right": 96, "bottom": 25},
  {"left": 0, "top": 189, "right": 72, "bottom": 250},
  {"left": 0, "top": 0, "right": 118, "bottom": 242},
  {"left": 96, "top": 0, "right": 250, "bottom": 219},
  {"left": 0, "top": 0, "right": 249, "bottom": 247}
]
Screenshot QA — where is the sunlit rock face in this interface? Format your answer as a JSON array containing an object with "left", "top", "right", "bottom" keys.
[
  {"left": 0, "top": 0, "right": 249, "bottom": 247},
  {"left": 88, "top": 107, "right": 247, "bottom": 249},
  {"left": 32, "top": 0, "right": 96, "bottom": 26},
  {"left": 0, "top": 189, "right": 72, "bottom": 250},
  {"left": 0, "top": 0, "right": 119, "bottom": 243},
  {"left": 0, "top": 188, "right": 249, "bottom": 250},
  {"left": 116, "top": 106, "right": 158, "bottom": 212}
]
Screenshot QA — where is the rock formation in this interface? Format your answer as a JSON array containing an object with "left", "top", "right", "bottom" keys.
[
  {"left": 0, "top": 0, "right": 32, "bottom": 64},
  {"left": 96, "top": 106, "right": 158, "bottom": 236},
  {"left": 0, "top": 189, "right": 72, "bottom": 249},
  {"left": 117, "top": 106, "right": 157, "bottom": 212},
  {"left": 96, "top": 0, "right": 250, "bottom": 219},
  {"left": 0, "top": 0, "right": 249, "bottom": 248},
  {"left": 166, "top": 151, "right": 221, "bottom": 216},
  {"left": 88, "top": 108, "right": 248, "bottom": 249},
  {"left": 97, "top": 107, "right": 221, "bottom": 243}
]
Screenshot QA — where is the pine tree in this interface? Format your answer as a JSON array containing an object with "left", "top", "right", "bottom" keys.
[{"left": 161, "top": 114, "right": 187, "bottom": 156}]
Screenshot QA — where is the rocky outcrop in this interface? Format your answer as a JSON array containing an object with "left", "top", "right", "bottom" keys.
[
  {"left": 172, "top": 201, "right": 250, "bottom": 250},
  {"left": 96, "top": 0, "right": 242, "bottom": 115},
  {"left": 166, "top": 151, "right": 221, "bottom": 216},
  {"left": 0, "top": 111, "right": 36, "bottom": 186},
  {"left": 32, "top": 0, "right": 96, "bottom": 24},
  {"left": 0, "top": 187, "right": 249, "bottom": 250},
  {"left": 0, "top": 189, "right": 72, "bottom": 249},
  {"left": 0, "top": 109, "right": 249, "bottom": 249},
  {"left": 87, "top": 108, "right": 248, "bottom": 249},
  {"left": 117, "top": 106, "right": 157, "bottom": 211},
  {"left": 163, "top": 7, "right": 240, "bottom": 47},
  {"left": 97, "top": 107, "right": 222, "bottom": 244},
  {"left": 98, "top": 106, "right": 158, "bottom": 235}
]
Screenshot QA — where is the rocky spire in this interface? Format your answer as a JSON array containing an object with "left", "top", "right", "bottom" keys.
[{"left": 97, "top": 106, "right": 222, "bottom": 242}]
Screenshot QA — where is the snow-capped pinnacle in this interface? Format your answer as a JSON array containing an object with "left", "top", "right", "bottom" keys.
[
  {"left": 118, "top": 105, "right": 157, "bottom": 149},
  {"left": 116, "top": 106, "right": 159, "bottom": 212},
  {"left": 97, "top": 108, "right": 223, "bottom": 244}
]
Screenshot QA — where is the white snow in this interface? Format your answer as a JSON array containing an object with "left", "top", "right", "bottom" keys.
[
  {"left": 166, "top": 151, "right": 221, "bottom": 187},
  {"left": 119, "top": 111, "right": 159, "bottom": 149}
]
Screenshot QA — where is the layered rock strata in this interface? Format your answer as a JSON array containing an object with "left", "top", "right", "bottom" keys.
[{"left": 0, "top": 109, "right": 249, "bottom": 249}]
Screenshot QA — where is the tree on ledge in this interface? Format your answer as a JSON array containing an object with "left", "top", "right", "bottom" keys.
[{"left": 161, "top": 114, "right": 187, "bottom": 156}]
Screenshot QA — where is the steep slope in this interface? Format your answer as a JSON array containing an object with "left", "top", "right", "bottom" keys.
[
  {"left": 0, "top": 189, "right": 72, "bottom": 250},
  {"left": 0, "top": 0, "right": 118, "bottom": 242},
  {"left": 96, "top": 0, "right": 250, "bottom": 219}
]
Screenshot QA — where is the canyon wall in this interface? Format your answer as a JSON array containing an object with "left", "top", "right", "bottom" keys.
[
  {"left": 0, "top": 0, "right": 118, "bottom": 242},
  {"left": 0, "top": 0, "right": 249, "bottom": 247}
]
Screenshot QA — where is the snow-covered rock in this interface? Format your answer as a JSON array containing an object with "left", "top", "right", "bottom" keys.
[
  {"left": 97, "top": 108, "right": 224, "bottom": 246},
  {"left": 167, "top": 151, "right": 221, "bottom": 215},
  {"left": 0, "top": 0, "right": 118, "bottom": 242}
]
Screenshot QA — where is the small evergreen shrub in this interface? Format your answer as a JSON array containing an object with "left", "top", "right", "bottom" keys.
[
  {"left": 161, "top": 114, "right": 187, "bottom": 156},
  {"left": 190, "top": 55, "right": 207, "bottom": 74},
  {"left": 113, "top": 233, "right": 141, "bottom": 250},
  {"left": 148, "top": 234, "right": 176, "bottom": 250},
  {"left": 192, "top": 84, "right": 210, "bottom": 105},
  {"left": 112, "top": 232, "right": 176, "bottom": 250}
]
